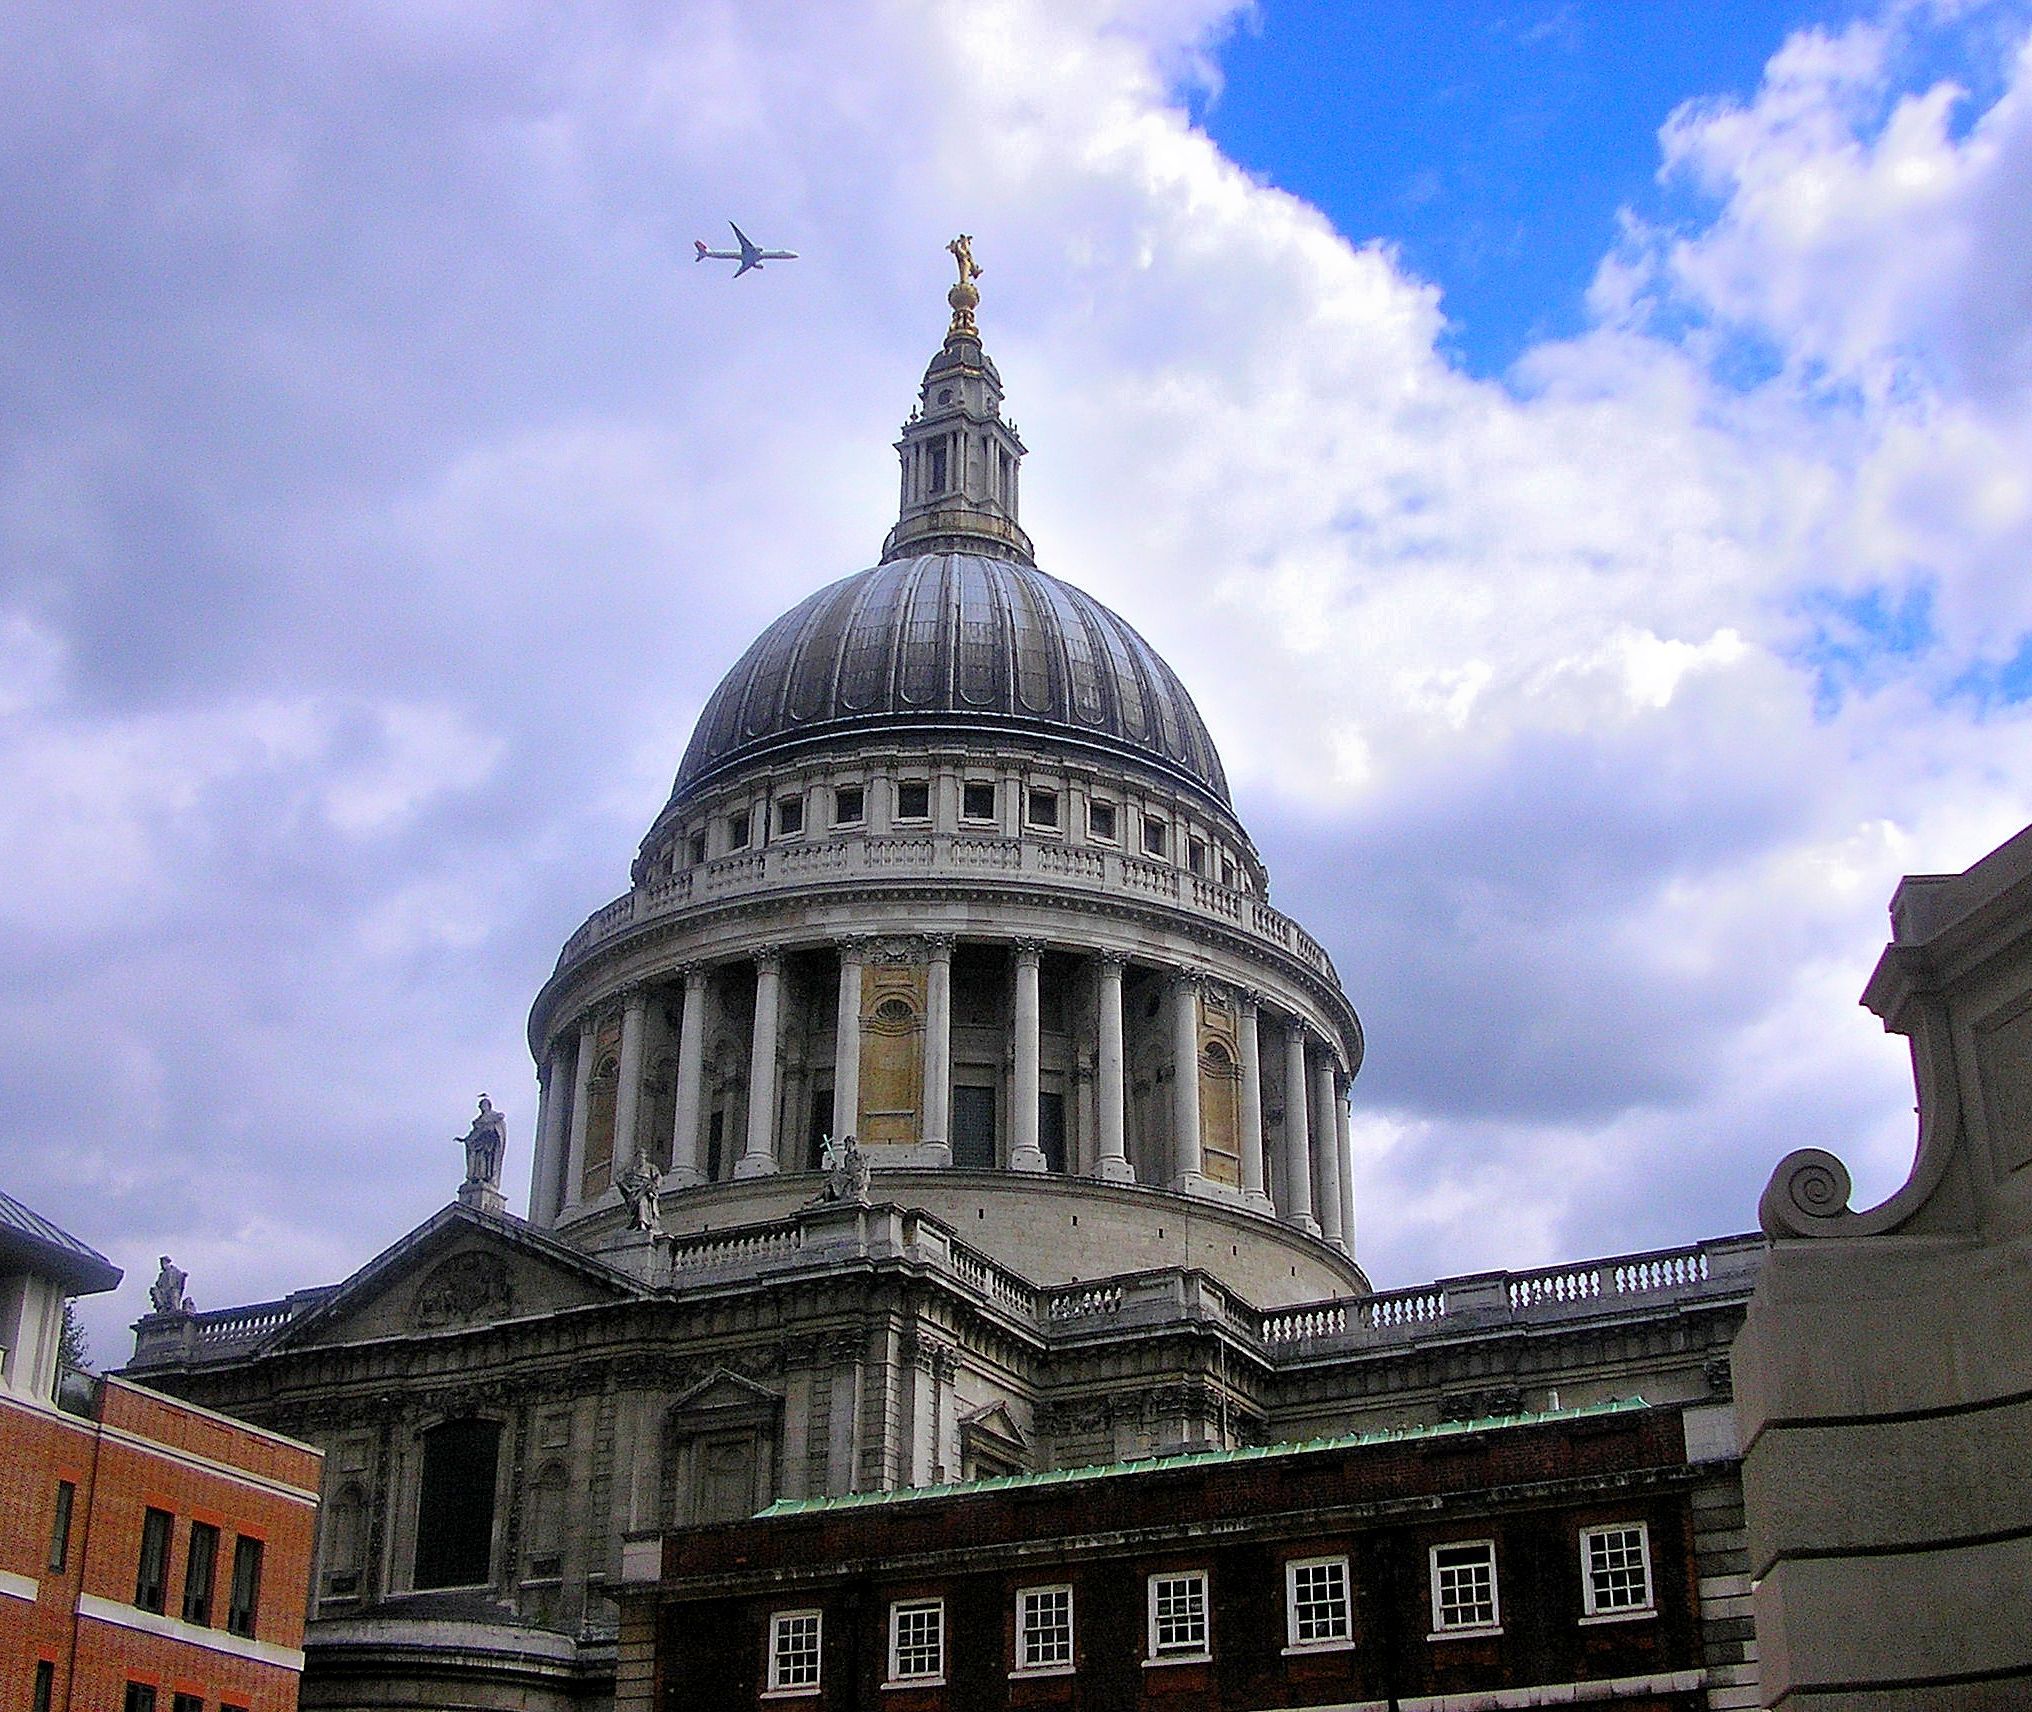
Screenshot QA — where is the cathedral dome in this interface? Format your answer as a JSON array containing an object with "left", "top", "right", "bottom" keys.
[{"left": 668, "top": 553, "right": 1231, "bottom": 807}]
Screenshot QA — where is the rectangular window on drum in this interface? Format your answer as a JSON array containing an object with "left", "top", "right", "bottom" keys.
[
  {"left": 952, "top": 1085, "right": 997, "bottom": 1169},
  {"left": 1038, "top": 1091, "right": 1067, "bottom": 1174}
]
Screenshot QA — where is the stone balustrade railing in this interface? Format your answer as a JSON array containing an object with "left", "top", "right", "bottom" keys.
[
  {"left": 1259, "top": 1236, "right": 1762, "bottom": 1350},
  {"left": 134, "top": 1211, "right": 1761, "bottom": 1376},
  {"left": 666, "top": 1221, "right": 804, "bottom": 1274},
  {"left": 561, "top": 831, "right": 1338, "bottom": 982},
  {"left": 194, "top": 1299, "right": 301, "bottom": 1346}
]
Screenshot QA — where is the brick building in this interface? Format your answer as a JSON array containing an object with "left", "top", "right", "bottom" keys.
[
  {"left": 1, "top": 1193, "right": 321, "bottom": 1712},
  {"left": 640, "top": 1398, "right": 1716, "bottom": 1710}
]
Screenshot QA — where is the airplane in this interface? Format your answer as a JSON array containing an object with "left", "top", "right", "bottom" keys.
[{"left": 694, "top": 222, "right": 798, "bottom": 276}]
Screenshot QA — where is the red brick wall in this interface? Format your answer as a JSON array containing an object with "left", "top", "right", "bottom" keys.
[{"left": 0, "top": 1379, "right": 321, "bottom": 1712}]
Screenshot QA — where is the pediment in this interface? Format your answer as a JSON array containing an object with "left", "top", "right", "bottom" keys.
[
  {"left": 959, "top": 1400, "right": 1027, "bottom": 1452},
  {"left": 669, "top": 1366, "right": 783, "bottom": 1419},
  {"left": 268, "top": 1204, "right": 644, "bottom": 1352}
]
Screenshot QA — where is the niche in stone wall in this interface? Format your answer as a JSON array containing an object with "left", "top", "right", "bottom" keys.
[
  {"left": 858, "top": 963, "right": 927, "bottom": 1145},
  {"left": 580, "top": 1014, "right": 623, "bottom": 1201},
  {"left": 1197, "top": 991, "right": 1243, "bottom": 1188}
]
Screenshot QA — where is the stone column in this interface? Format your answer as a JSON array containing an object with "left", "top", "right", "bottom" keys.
[
  {"left": 563, "top": 1015, "right": 597, "bottom": 1213},
  {"left": 611, "top": 988, "right": 649, "bottom": 1180},
  {"left": 1009, "top": 939, "right": 1045, "bottom": 1171},
  {"left": 531, "top": 1047, "right": 569, "bottom": 1224},
  {"left": 1280, "top": 1020, "right": 1320, "bottom": 1235},
  {"left": 833, "top": 938, "right": 864, "bottom": 1145},
  {"left": 1094, "top": 952, "right": 1134, "bottom": 1184},
  {"left": 736, "top": 950, "right": 783, "bottom": 1178},
  {"left": 921, "top": 934, "right": 953, "bottom": 1166},
  {"left": 1237, "top": 992, "right": 1272, "bottom": 1211},
  {"left": 669, "top": 966, "right": 709, "bottom": 1187},
  {"left": 1313, "top": 1053, "right": 1345, "bottom": 1253},
  {"left": 1335, "top": 1075, "right": 1356, "bottom": 1255},
  {"left": 1170, "top": 970, "right": 1206, "bottom": 1191}
]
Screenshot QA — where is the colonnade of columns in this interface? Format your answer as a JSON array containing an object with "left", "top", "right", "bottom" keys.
[{"left": 532, "top": 937, "right": 1358, "bottom": 1256}]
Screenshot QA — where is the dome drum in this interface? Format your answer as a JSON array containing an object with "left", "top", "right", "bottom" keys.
[{"left": 526, "top": 277, "right": 1367, "bottom": 1300}]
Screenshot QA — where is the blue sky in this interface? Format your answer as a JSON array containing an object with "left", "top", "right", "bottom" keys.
[
  {"left": 4, "top": 0, "right": 2030, "bottom": 1358},
  {"left": 1203, "top": 2, "right": 1880, "bottom": 374}
]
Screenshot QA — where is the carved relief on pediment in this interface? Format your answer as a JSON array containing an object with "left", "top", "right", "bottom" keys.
[{"left": 411, "top": 1251, "right": 515, "bottom": 1330}]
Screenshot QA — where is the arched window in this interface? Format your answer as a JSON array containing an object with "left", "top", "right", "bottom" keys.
[{"left": 413, "top": 1418, "right": 501, "bottom": 1590}]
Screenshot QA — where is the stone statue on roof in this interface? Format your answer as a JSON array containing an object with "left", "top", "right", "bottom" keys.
[
  {"left": 149, "top": 1255, "right": 189, "bottom": 1315},
  {"left": 617, "top": 1158, "right": 664, "bottom": 1233},
  {"left": 458, "top": 1096, "right": 507, "bottom": 1188},
  {"left": 818, "top": 1134, "right": 871, "bottom": 1204}
]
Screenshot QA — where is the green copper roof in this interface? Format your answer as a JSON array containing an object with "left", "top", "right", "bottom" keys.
[{"left": 756, "top": 1396, "right": 1651, "bottom": 1519}]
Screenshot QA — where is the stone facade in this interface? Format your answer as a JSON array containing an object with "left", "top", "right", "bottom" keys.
[
  {"left": 1735, "top": 822, "right": 2032, "bottom": 1707},
  {"left": 129, "top": 269, "right": 2023, "bottom": 1711}
]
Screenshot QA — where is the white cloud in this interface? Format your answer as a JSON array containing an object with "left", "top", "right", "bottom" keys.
[{"left": 6, "top": 0, "right": 2032, "bottom": 1353}]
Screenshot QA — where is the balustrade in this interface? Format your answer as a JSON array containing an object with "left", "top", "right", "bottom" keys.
[{"left": 555, "top": 828, "right": 1338, "bottom": 985}]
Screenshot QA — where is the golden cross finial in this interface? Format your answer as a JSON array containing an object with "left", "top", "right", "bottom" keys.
[{"left": 945, "top": 234, "right": 982, "bottom": 339}]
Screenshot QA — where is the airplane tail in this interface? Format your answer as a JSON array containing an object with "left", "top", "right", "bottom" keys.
[{"left": 694, "top": 239, "right": 707, "bottom": 261}]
